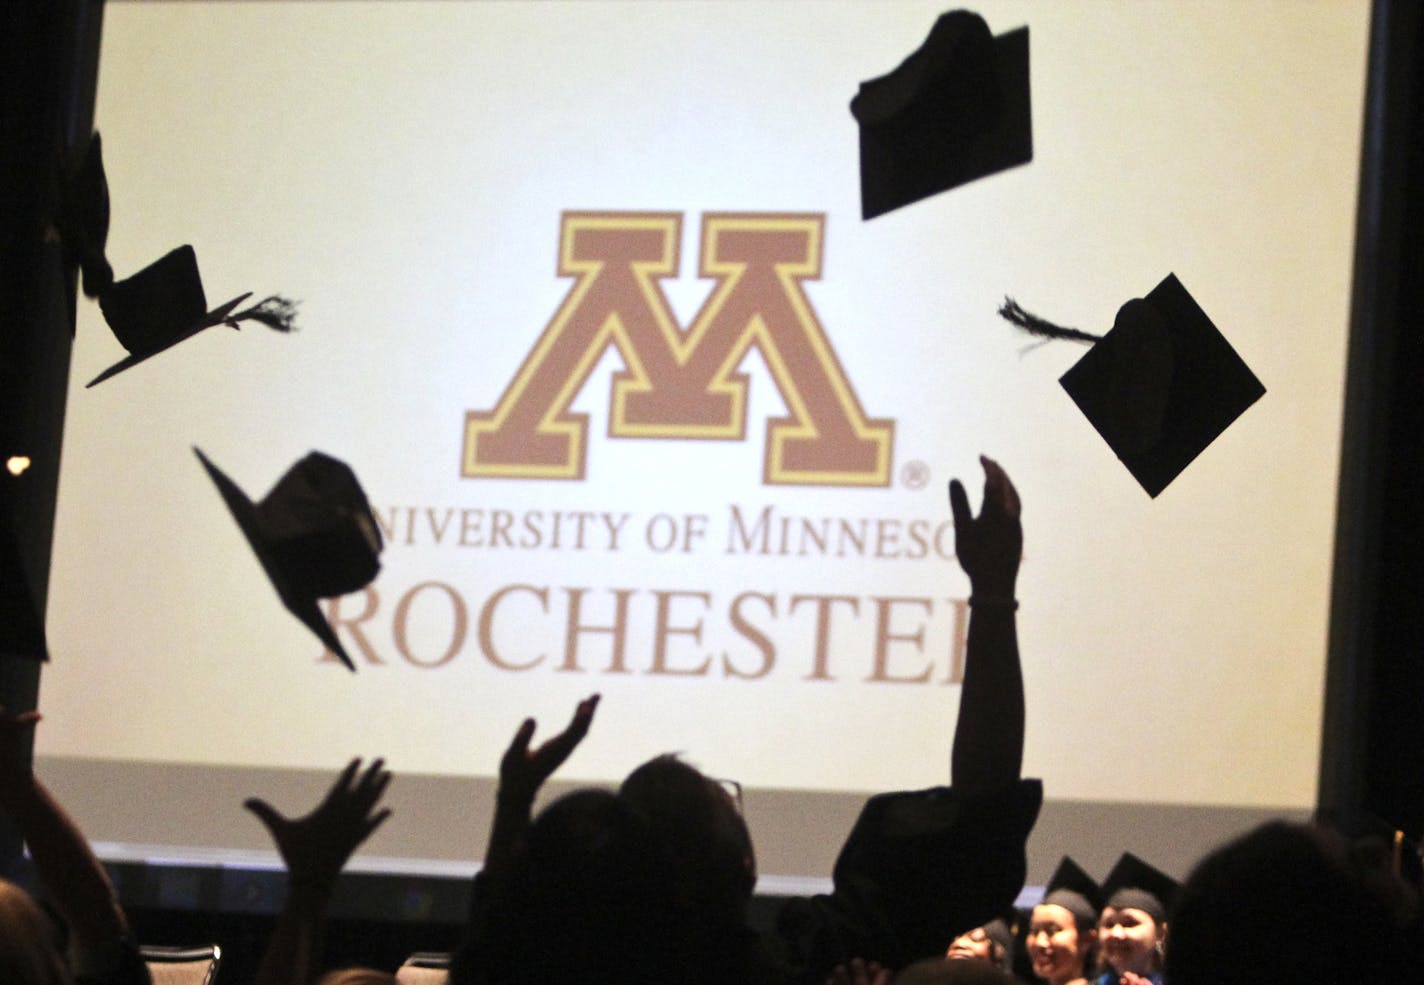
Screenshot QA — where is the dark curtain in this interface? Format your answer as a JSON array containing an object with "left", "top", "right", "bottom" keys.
[{"left": 1320, "top": 0, "right": 1424, "bottom": 843}]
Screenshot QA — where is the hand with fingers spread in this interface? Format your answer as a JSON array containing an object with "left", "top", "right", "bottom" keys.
[
  {"left": 246, "top": 758, "right": 392, "bottom": 898},
  {"left": 498, "top": 693, "right": 600, "bottom": 807},
  {"left": 948, "top": 454, "right": 1023, "bottom": 598},
  {"left": 483, "top": 695, "right": 600, "bottom": 884},
  {"left": 248, "top": 758, "right": 393, "bottom": 985}
]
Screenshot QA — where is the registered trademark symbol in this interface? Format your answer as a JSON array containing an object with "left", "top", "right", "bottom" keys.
[{"left": 899, "top": 460, "right": 930, "bottom": 489}]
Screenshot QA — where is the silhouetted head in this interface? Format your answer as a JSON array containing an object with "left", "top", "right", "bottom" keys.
[
  {"left": 0, "top": 879, "right": 70, "bottom": 985},
  {"left": 1165, "top": 820, "right": 1401, "bottom": 985},
  {"left": 482, "top": 788, "right": 683, "bottom": 985},
  {"left": 618, "top": 754, "right": 756, "bottom": 921}
]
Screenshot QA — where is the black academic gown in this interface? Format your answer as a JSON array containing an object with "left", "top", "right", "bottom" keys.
[{"left": 452, "top": 778, "right": 1042, "bottom": 985}]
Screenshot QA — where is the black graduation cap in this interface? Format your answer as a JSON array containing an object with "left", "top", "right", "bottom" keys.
[
  {"left": 1039, "top": 856, "right": 1102, "bottom": 930},
  {"left": 1001, "top": 274, "right": 1266, "bottom": 497},
  {"left": 1100, "top": 852, "right": 1177, "bottom": 923},
  {"left": 87, "top": 246, "right": 255, "bottom": 387},
  {"left": 950, "top": 910, "right": 1017, "bottom": 960},
  {"left": 87, "top": 246, "right": 299, "bottom": 387},
  {"left": 52, "top": 131, "right": 299, "bottom": 388},
  {"left": 194, "top": 448, "right": 383, "bottom": 672},
  {"left": 975, "top": 912, "right": 1018, "bottom": 975},
  {"left": 981, "top": 915, "right": 1015, "bottom": 955},
  {"left": 851, "top": 9, "right": 1031, "bottom": 219}
]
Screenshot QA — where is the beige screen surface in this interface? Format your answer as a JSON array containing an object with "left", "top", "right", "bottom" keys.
[{"left": 39, "top": 1, "right": 1367, "bottom": 882}]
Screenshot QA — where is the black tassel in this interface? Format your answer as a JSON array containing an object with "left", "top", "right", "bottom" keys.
[
  {"left": 998, "top": 297, "right": 1102, "bottom": 344},
  {"left": 230, "top": 295, "right": 299, "bottom": 332}
]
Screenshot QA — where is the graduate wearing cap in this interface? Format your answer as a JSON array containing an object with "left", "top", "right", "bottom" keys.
[
  {"left": 946, "top": 915, "right": 1016, "bottom": 976},
  {"left": 1027, "top": 858, "right": 1100, "bottom": 985},
  {"left": 1094, "top": 854, "right": 1176, "bottom": 985}
]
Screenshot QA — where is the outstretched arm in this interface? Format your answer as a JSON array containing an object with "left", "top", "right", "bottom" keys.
[
  {"left": 483, "top": 694, "right": 599, "bottom": 885},
  {"left": 0, "top": 706, "right": 131, "bottom": 952},
  {"left": 449, "top": 696, "right": 598, "bottom": 985},
  {"left": 947, "top": 455, "right": 1025, "bottom": 797},
  {"left": 247, "top": 758, "right": 392, "bottom": 985}
]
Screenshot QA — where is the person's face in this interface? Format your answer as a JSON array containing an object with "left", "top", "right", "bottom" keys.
[
  {"left": 1027, "top": 904, "right": 1091, "bottom": 985},
  {"left": 946, "top": 925, "right": 995, "bottom": 962},
  {"left": 1097, "top": 906, "right": 1162, "bottom": 975}
]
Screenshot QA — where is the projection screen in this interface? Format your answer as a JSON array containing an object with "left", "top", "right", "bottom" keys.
[{"left": 38, "top": 0, "right": 1368, "bottom": 898}]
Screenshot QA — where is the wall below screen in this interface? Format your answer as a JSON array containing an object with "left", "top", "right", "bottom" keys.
[{"left": 40, "top": 755, "right": 1306, "bottom": 890}]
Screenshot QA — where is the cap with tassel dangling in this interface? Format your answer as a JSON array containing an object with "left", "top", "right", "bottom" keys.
[
  {"left": 51, "top": 131, "right": 299, "bottom": 387},
  {"left": 998, "top": 274, "right": 1265, "bottom": 497},
  {"left": 86, "top": 244, "right": 298, "bottom": 387}
]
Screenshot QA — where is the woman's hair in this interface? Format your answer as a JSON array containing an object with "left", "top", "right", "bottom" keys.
[
  {"left": 981, "top": 917, "right": 1015, "bottom": 974},
  {"left": 0, "top": 879, "right": 72, "bottom": 985},
  {"left": 481, "top": 788, "right": 687, "bottom": 985},
  {"left": 618, "top": 754, "right": 756, "bottom": 917}
]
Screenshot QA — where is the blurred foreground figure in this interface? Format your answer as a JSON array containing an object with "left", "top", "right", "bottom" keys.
[
  {"left": 453, "top": 455, "right": 1041, "bottom": 985},
  {"left": 0, "top": 706, "right": 149, "bottom": 985},
  {"left": 1164, "top": 820, "right": 1405, "bottom": 985}
]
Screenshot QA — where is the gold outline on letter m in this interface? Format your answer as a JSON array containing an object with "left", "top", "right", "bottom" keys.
[{"left": 462, "top": 211, "right": 895, "bottom": 486}]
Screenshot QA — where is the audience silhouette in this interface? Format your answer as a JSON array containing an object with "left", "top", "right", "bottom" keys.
[
  {"left": 3, "top": 454, "right": 1418, "bottom": 984},
  {"left": 450, "top": 455, "right": 1041, "bottom": 985},
  {"left": 246, "top": 758, "right": 393, "bottom": 985},
  {"left": 0, "top": 706, "right": 149, "bottom": 985}
]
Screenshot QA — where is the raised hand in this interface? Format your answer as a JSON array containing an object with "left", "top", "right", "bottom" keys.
[
  {"left": 245, "top": 758, "right": 392, "bottom": 896},
  {"left": 948, "top": 455, "right": 1022, "bottom": 597},
  {"left": 948, "top": 455, "right": 1026, "bottom": 793},
  {"left": 498, "top": 694, "right": 599, "bottom": 806},
  {"left": 481, "top": 695, "right": 600, "bottom": 886}
]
